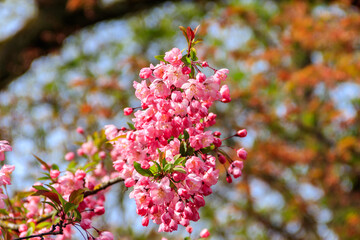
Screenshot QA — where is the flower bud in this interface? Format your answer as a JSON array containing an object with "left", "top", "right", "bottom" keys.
[
  {"left": 196, "top": 72, "right": 206, "bottom": 83},
  {"left": 94, "top": 206, "right": 105, "bottom": 215},
  {"left": 218, "top": 154, "right": 226, "bottom": 164},
  {"left": 182, "top": 66, "right": 191, "bottom": 75},
  {"left": 226, "top": 175, "right": 232, "bottom": 183},
  {"left": 76, "top": 127, "right": 84, "bottom": 134},
  {"left": 200, "top": 229, "right": 210, "bottom": 238},
  {"left": 186, "top": 225, "right": 193, "bottom": 234},
  {"left": 142, "top": 216, "right": 149, "bottom": 227},
  {"left": 50, "top": 170, "right": 60, "bottom": 179},
  {"left": 65, "top": 152, "right": 75, "bottom": 161},
  {"left": 236, "top": 129, "right": 247, "bottom": 137},
  {"left": 201, "top": 61, "right": 209, "bottom": 67},
  {"left": 125, "top": 178, "right": 135, "bottom": 188},
  {"left": 124, "top": 107, "right": 133, "bottom": 116},
  {"left": 236, "top": 148, "right": 247, "bottom": 160}
]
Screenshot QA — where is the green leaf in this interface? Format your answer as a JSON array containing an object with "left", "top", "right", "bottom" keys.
[
  {"left": 35, "top": 221, "right": 52, "bottom": 230},
  {"left": 181, "top": 55, "right": 191, "bottom": 66},
  {"left": 154, "top": 55, "right": 166, "bottom": 62},
  {"left": 173, "top": 154, "right": 181, "bottom": 162},
  {"left": 173, "top": 167, "right": 187, "bottom": 174},
  {"left": 127, "top": 122, "right": 136, "bottom": 130},
  {"left": 32, "top": 190, "right": 61, "bottom": 205},
  {"left": 190, "top": 66, "right": 195, "bottom": 78},
  {"left": 33, "top": 185, "right": 49, "bottom": 191},
  {"left": 152, "top": 160, "right": 162, "bottom": 172},
  {"left": 37, "top": 176, "right": 51, "bottom": 181},
  {"left": 164, "top": 163, "right": 174, "bottom": 172},
  {"left": 180, "top": 141, "right": 187, "bottom": 155},
  {"left": 32, "top": 154, "right": 51, "bottom": 171},
  {"left": 107, "top": 134, "right": 126, "bottom": 143},
  {"left": 133, "top": 162, "right": 153, "bottom": 177},
  {"left": 149, "top": 164, "right": 159, "bottom": 174},
  {"left": 69, "top": 189, "right": 85, "bottom": 205},
  {"left": 184, "top": 237, "right": 191, "bottom": 240},
  {"left": 51, "top": 164, "right": 59, "bottom": 171},
  {"left": 183, "top": 129, "right": 190, "bottom": 140},
  {"left": 174, "top": 157, "right": 186, "bottom": 166},
  {"left": 66, "top": 161, "right": 78, "bottom": 173},
  {"left": 179, "top": 26, "right": 189, "bottom": 44},
  {"left": 190, "top": 47, "right": 198, "bottom": 61},
  {"left": 45, "top": 184, "right": 67, "bottom": 207},
  {"left": 42, "top": 201, "right": 59, "bottom": 211},
  {"left": 63, "top": 202, "right": 77, "bottom": 215},
  {"left": 74, "top": 208, "right": 82, "bottom": 221}
]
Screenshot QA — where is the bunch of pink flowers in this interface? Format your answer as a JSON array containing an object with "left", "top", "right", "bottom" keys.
[{"left": 105, "top": 47, "right": 246, "bottom": 232}]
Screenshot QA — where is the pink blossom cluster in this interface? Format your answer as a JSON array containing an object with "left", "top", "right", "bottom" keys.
[
  {"left": 21, "top": 169, "right": 114, "bottom": 240},
  {"left": 0, "top": 140, "right": 14, "bottom": 209},
  {"left": 105, "top": 48, "right": 246, "bottom": 232}
]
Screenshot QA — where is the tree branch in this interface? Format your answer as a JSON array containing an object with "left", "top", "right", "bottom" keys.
[{"left": 0, "top": 0, "right": 181, "bottom": 90}]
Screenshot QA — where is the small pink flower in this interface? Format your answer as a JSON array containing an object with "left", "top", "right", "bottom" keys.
[
  {"left": 80, "top": 218, "right": 92, "bottom": 230},
  {"left": 0, "top": 165, "right": 15, "bottom": 186},
  {"left": 65, "top": 152, "right": 75, "bottom": 161},
  {"left": 142, "top": 216, "right": 149, "bottom": 227},
  {"left": 201, "top": 61, "right": 208, "bottom": 67},
  {"left": 196, "top": 72, "right": 206, "bottom": 83},
  {"left": 139, "top": 67, "right": 152, "bottom": 79},
  {"left": 94, "top": 206, "right": 105, "bottom": 215},
  {"left": 19, "top": 224, "right": 28, "bottom": 232},
  {"left": 99, "top": 151, "right": 106, "bottom": 159},
  {"left": 228, "top": 160, "right": 244, "bottom": 178},
  {"left": 50, "top": 170, "right": 60, "bottom": 179},
  {"left": 182, "top": 66, "right": 191, "bottom": 75},
  {"left": 124, "top": 107, "right": 133, "bottom": 116},
  {"left": 81, "top": 141, "right": 98, "bottom": 156},
  {"left": 75, "top": 169, "right": 86, "bottom": 181},
  {"left": 236, "top": 148, "right": 247, "bottom": 160},
  {"left": 200, "top": 228, "right": 210, "bottom": 238},
  {"left": 220, "top": 84, "right": 231, "bottom": 103},
  {"left": 98, "top": 231, "right": 114, "bottom": 240},
  {"left": 0, "top": 140, "right": 12, "bottom": 161},
  {"left": 76, "top": 127, "right": 84, "bottom": 134},
  {"left": 186, "top": 225, "right": 193, "bottom": 234},
  {"left": 164, "top": 48, "right": 183, "bottom": 66}
]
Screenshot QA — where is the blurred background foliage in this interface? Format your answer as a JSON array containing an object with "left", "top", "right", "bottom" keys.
[{"left": 1, "top": 0, "right": 360, "bottom": 239}]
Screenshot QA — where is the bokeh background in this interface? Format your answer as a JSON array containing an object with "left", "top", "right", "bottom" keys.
[{"left": 1, "top": 0, "right": 360, "bottom": 239}]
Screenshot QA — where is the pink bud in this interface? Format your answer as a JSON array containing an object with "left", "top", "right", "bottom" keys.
[
  {"left": 175, "top": 201, "right": 185, "bottom": 212},
  {"left": 236, "top": 129, "right": 247, "bottom": 137},
  {"left": 236, "top": 148, "right": 247, "bottom": 160},
  {"left": 124, "top": 107, "right": 133, "bottom": 116},
  {"left": 75, "top": 169, "right": 86, "bottom": 181},
  {"left": 218, "top": 154, "right": 226, "bottom": 164},
  {"left": 99, "top": 151, "right": 106, "bottom": 159},
  {"left": 182, "top": 66, "right": 191, "bottom": 75},
  {"left": 226, "top": 175, "right": 232, "bottom": 183},
  {"left": 50, "top": 170, "right": 60, "bottom": 179},
  {"left": 65, "top": 152, "right": 75, "bottom": 161},
  {"left": 19, "top": 224, "right": 28, "bottom": 232},
  {"left": 142, "top": 216, "right": 149, "bottom": 227},
  {"left": 213, "top": 137, "right": 222, "bottom": 147},
  {"left": 201, "top": 61, "right": 209, "bottom": 67},
  {"left": 178, "top": 188, "right": 190, "bottom": 199},
  {"left": 125, "top": 178, "right": 135, "bottom": 188},
  {"left": 76, "top": 127, "right": 84, "bottom": 134},
  {"left": 186, "top": 225, "right": 193, "bottom": 234},
  {"left": 213, "top": 131, "right": 221, "bottom": 137},
  {"left": 94, "top": 206, "right": 105, "bottom": 215},
  {"left": 139, "top": 67, "right": 152, "bottom": 79},
  {"left": 173, "top": 172, "right": 186, "bottom": 182},
  {"left": 196, "top": 72, "right": 206, "bottom": 83},
  {"left": 200, "top": 229, "right": 210, "bottom": 238},
  {"left": 150, "top": 205, "right": 158, "bottom": 214},
  {"left": 193, "top": 195, "right": 205, "bottom": 207},
  {"left": 77, "top": 148, "right": 84, "bottom": 156},
  {"left": 80, "top": 218, "right": 92, "bottom": 230}
]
